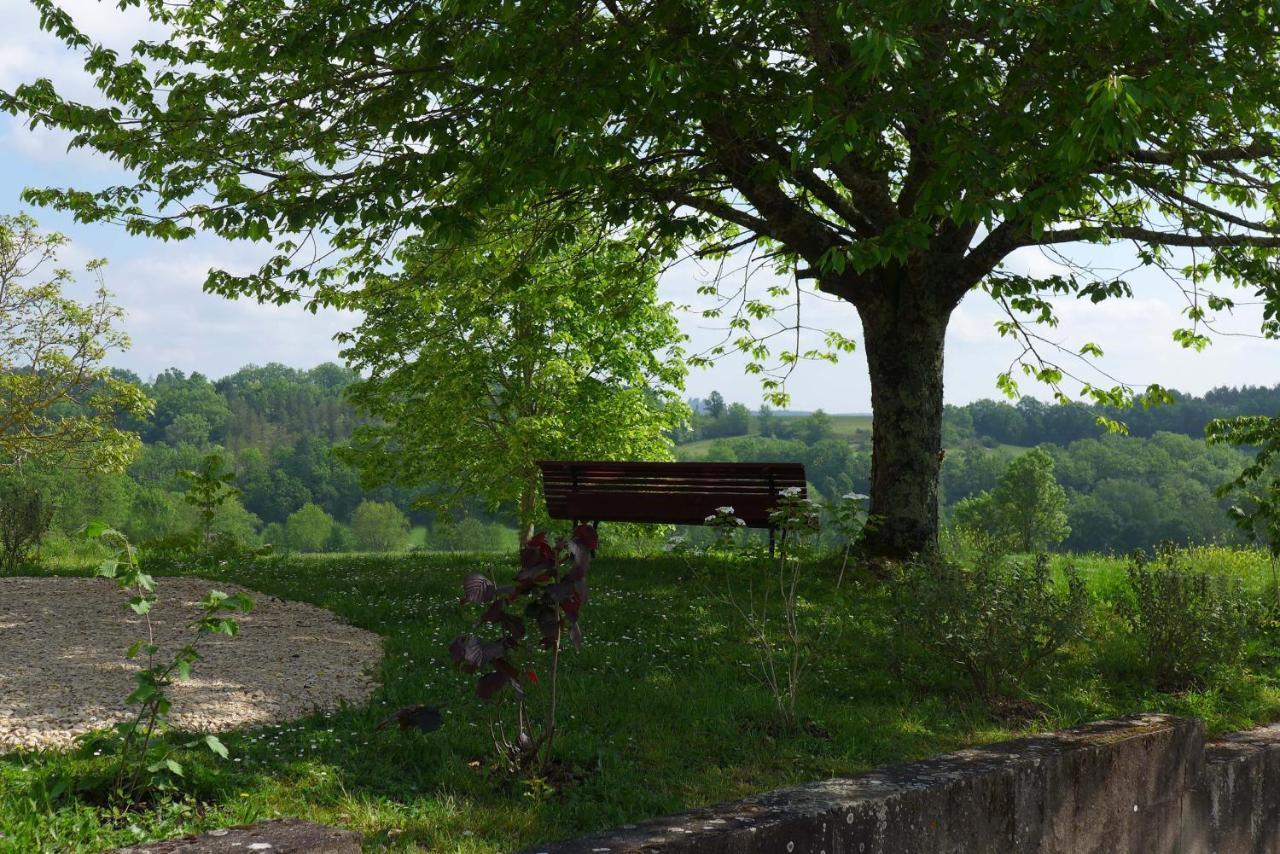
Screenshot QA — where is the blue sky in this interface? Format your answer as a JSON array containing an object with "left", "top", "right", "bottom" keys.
[{"left": 2, "top": 0, "right": 1277, "bottom": 412}]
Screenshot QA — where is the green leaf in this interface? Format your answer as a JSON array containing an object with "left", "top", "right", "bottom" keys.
[{"left": 204, "top": 734, "right": 229, "bottom": 758}]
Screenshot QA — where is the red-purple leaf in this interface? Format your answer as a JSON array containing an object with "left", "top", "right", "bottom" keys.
[
  {"left": 462, "top": 574, "right": 496, "bottom": 604},
  {"left": 475, "top": 639, "right": 507, "bottom": 667},
  {"left": 573, "top": 524, "right": 598, "bottom": 551},
  {"left": 476, "top": 670, "right": 509, "bottom": 701},
  {"left": 546, "top": 580, "right": 576, "bottom": 603},
  {"left": 448, "top": 634, "right": 476, "bottom": 664}
]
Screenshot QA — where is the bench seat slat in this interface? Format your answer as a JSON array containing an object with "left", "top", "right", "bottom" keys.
[{"left": 538, "top": 460, "right": 807, "bottom": 530}]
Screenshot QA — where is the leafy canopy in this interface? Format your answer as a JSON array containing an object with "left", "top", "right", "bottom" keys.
[
  {"left": 5, "top": 2, "right": 1280, "bottom": 405},
  {"left": 0, "top": 213, "right": 151, "bottom": 471},
  {"left": 339, "top": 225, "right": 688, "bottom": 530}
]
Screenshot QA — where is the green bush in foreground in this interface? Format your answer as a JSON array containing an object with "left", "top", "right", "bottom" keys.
[
  {"left": 891, "top": 550, "right": 1089, "bottom": 700},
  {"left": 1119, "top": 547, "right": 1257, "bottom": 691}
]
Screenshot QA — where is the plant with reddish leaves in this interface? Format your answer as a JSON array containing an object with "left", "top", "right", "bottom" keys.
[{"left": 448, "top": 524, "right": 596, "bottom": 773}]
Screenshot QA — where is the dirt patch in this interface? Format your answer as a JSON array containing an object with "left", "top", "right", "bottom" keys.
[{"left": 0, "top": 576, "right": 383, "bottom": 752}]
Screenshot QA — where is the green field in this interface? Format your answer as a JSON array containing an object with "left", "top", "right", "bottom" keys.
[
  {"left": 3, "top": 546, "right": 1279, "bottom": 852},
  {"left": 676, "top": 412, "right": 874, "bottom": 458}
]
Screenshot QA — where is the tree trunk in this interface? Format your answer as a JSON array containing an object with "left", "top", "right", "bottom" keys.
[
  {"left": 518, "top": 472, "right": 539, "bottom": 543},
  {"left": 857, "top": 286, "right": 955, "bottom": 562}
]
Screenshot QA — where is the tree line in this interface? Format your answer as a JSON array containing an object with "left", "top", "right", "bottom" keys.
[
  {"left": 12, "top": 362, "right": 518, "bottom": 555},
  {"left": 679, "top": 387, "right": 1271, "bottom": 554}
]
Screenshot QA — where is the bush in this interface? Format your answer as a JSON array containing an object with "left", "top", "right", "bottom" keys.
[
  {"left": 1118, "top": 547, "right": 1256, "bottom": 690},
  {"left": 890, "top": 550, "right": 1089, "bottom": 699},
  {"left": 432, "top": 517, "right": 518, "bottom": 552},
  {"left": 327, "top": 522, "right": 357, "bottom": 552},
  {"left": 0, "top": 483, "right": 55, "bottom": 572},
  {"left": 351, "top": 499, "right": 410, "bottom": 551},
  {"left": 285, "top": 502, "right": 334, "bottom": 552}
]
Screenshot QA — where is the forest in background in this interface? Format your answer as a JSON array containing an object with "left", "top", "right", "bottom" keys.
[
  {"left": 678, "top": 385, "right": 1279, "bottom": 554},
  {"left": 15, "top": 362, "right": 517, "bottom": 556},
  {"left": 13, "top": 360, "right": 1276, "bottom": 556}
]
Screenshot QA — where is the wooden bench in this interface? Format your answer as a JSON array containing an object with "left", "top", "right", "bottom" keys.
[{"left": 538, "top": 460, "right": 806, "bottom": 552}]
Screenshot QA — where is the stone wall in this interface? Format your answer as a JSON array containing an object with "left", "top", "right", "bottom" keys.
[{"left": 525, "top": 714, "right": 1280, "bottom": 854}]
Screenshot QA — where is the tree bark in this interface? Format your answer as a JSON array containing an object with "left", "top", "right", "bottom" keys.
[
  {"left": 518, "top": 473, "right": 538, "bottom": 543},
  {"left": 854, "top": 281, "right": 956, "bottom": 562}
]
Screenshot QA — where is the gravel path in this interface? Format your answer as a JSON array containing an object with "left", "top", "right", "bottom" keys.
[{"left": 0, "top": 576, "right": 383, "bottom": 752}]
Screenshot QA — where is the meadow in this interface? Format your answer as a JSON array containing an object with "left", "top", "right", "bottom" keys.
[{"left": 2, "top": 545, "right": 1278, "bottom": 852}]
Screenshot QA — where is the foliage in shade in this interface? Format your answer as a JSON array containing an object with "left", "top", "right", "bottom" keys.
[
  {"left": 890, "top": 550, "right": 1090, "bottom": 700},
  {"left": 0, "top": 481, "right": 54, "bottom": 572}
]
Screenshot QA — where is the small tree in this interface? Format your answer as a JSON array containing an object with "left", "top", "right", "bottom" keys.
[
  {"left": 449, "top": 526, "right": 596, "bottom": 774},
  {"left": 177, "top": 451, "right": 240, "bottom": 552},
  {"left": 340, "top": 227, "right": 687, "bottom": 536},
  {"left": 0, "top": 481, "right": 55, "bottom": 572},
  {"left": 0, "top": 214, "right": 150, "bottom": 471},
  {"left": 350, "top": 500, "right": 410, "bottom": 552},
  {"left": 954, "top": 448, "right": 1070, "bottom": 552},
  {"left": 285, "top": 503, "right": 334, "bottom": 553}
]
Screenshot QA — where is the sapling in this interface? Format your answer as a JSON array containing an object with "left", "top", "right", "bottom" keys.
[
  {"left": 69, "top": 522, "right": 252, "bottom": 803},
  {"left": 448, "top": 525, "right": 595, "bottom": 774},
  {"left": 729, "top": 488, "right": 824, "bottom": 729},
  {"left": 177, "top": 451, "right": 240, "bottom": 556}
]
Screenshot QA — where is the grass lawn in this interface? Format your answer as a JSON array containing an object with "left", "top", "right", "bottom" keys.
[{"left": 2, "top": 548, "right": 1279, "bottom": 852}]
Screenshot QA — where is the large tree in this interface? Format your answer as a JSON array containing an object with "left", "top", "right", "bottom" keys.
[
  {"left": 7, "top": 1, "right": 1280, "bottom": 556},
  {"left": 339, "top": 228, "right": 688, "bottom": 535}
]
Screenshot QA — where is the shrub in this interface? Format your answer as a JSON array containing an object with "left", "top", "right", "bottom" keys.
[
  {"left": 890, "top": 550, "right": 1089, "bottom": 699},
  {"left": 0, "top": 482, "right": 55, "bottom": 572},
  {"left": 728, "top": 488, "right": 826, "bottom": 728},
  {"left": 285, "top": 502, "right": 334, "bottom": 552},
  {"left": 433, "top": 517, "right": 517, "bottom": 552},
  {"left": 351, "top": 499, "right": 410, "bottom": 551},
  {"left": 1118, "top": 547, "right": 1256, "bottom": 690},
  {"left": 448, "top": 526, "right": 596, "bottom": 774}
]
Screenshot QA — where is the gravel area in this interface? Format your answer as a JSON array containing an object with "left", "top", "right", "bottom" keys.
[{"left": 0, "top": 576, "right": 383, "bottom": 752}]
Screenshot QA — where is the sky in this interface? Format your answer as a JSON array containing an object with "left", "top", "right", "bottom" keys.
[{"left": 1, "top": 0, "right": 1277, "bottom": 413}]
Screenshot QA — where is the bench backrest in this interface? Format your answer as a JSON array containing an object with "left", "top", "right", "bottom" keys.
[{"left": 538, "top": 460, "right": 807, "bottom": 528}]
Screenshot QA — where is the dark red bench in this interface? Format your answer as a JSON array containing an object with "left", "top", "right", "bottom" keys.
[{"left": 538, "top": 460, "right": 806, "bottom": 551}]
